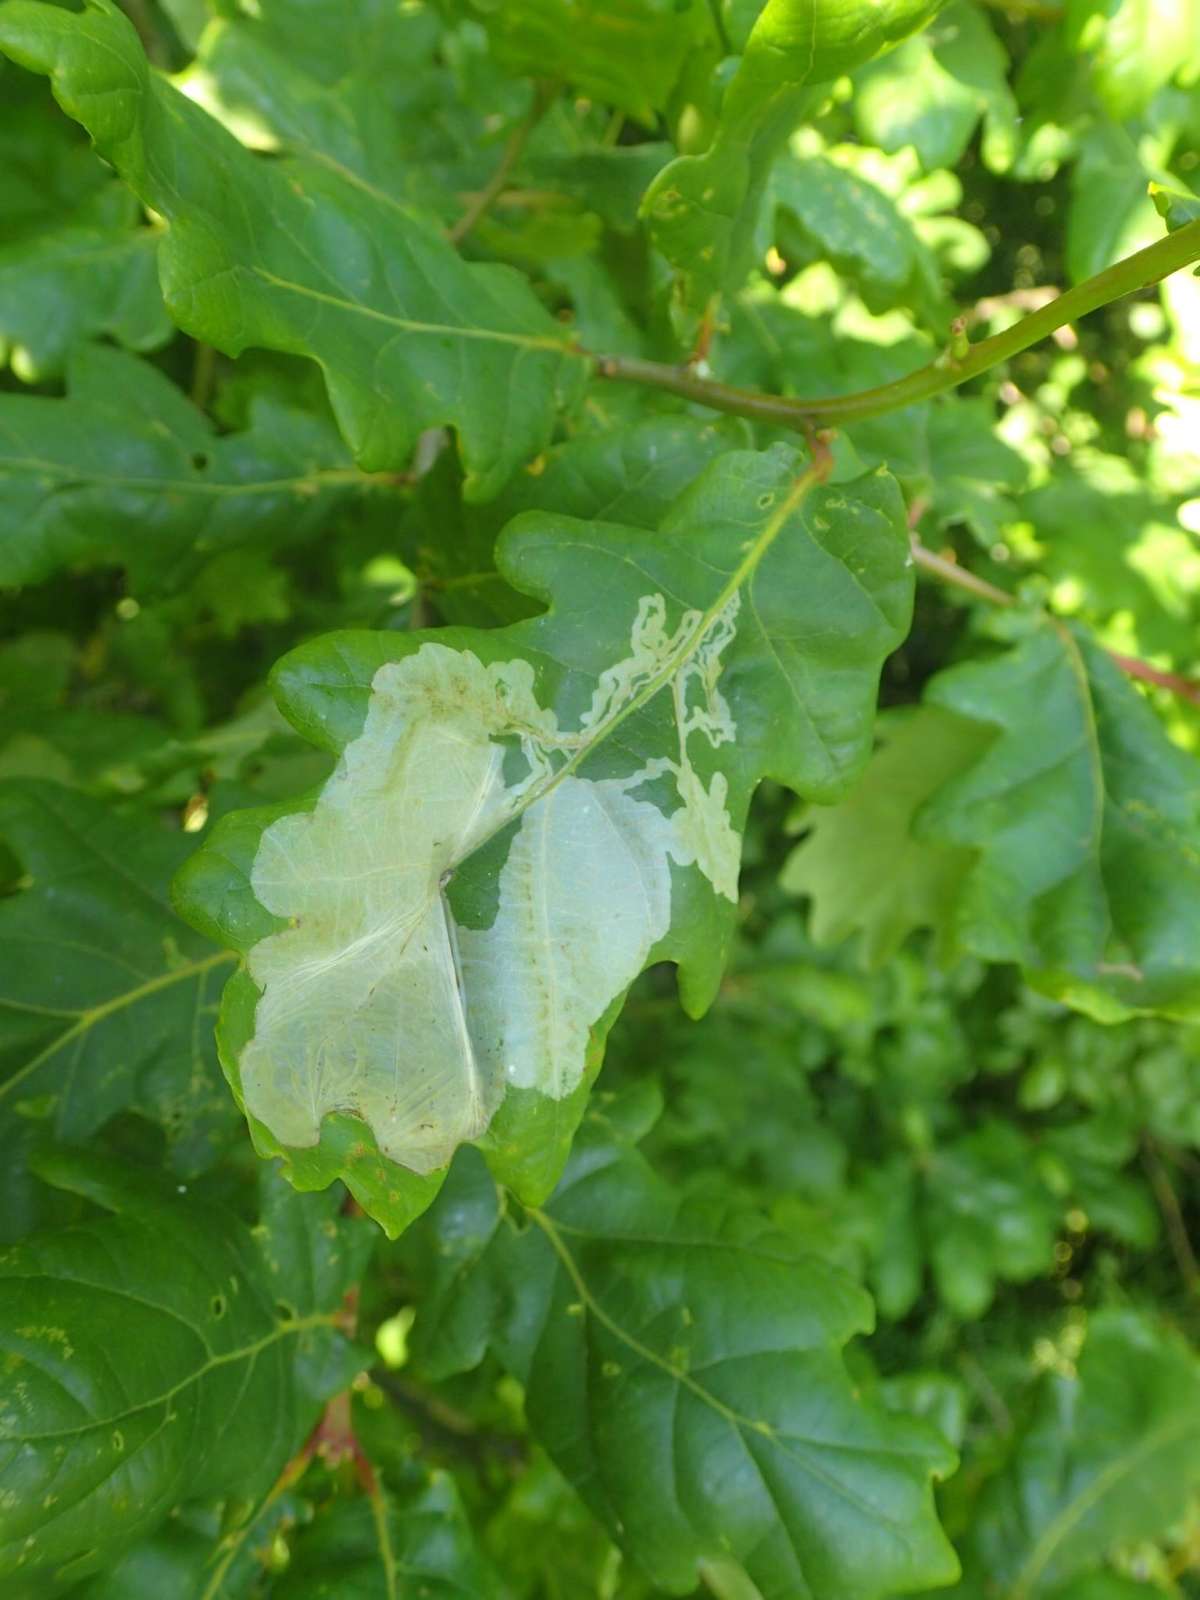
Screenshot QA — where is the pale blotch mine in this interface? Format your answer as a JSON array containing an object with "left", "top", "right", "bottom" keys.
[{"left": 242, "top": 595, "right": 742, "bottom": 1173}]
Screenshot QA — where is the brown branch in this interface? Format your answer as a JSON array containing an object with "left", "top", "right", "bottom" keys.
[
  {"left": 449, "top": 85, "right": 555, "bottom": 246},
  {"left": 909, "top": 537, "right": 1200, "bottom": 708},
  {"left": 1142, "top": 1137, "right": 1200, "bottom": 1297},
  {"left": 1107, "top": 651, "right": 1200, "bottom": 707},
  {"left": 190, "top": 342, "right": 217, "bottom": 410},
  {"left": 910, "top": 537, "right": 1015, "bottom": 607}
]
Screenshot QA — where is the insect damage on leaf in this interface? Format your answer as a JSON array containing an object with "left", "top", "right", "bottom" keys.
[
  {"left": 178, "top": 446, "right": 914, "bottom": 1206},
  {"left": 243, "top": 598, "right": 742, "bottom": 1174}
]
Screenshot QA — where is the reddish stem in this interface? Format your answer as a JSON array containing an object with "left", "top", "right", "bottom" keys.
[
  {"left": 1108, "top": 652, "right": 1200, "bottom": 707},
  {"left": 909, "top": 533, "right": 1200, "bottom": 709}
]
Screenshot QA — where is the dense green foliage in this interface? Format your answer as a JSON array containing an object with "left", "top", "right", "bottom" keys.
[{"left": 2, "top": 0, "right": 1200, "bottom": 1594}]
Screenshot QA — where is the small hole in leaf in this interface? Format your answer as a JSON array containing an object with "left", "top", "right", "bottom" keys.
[
  {"left": 210, "top": 1294, "right": 226, "bottom": 1319},
  {"left": 756, "top": 492, "right": 774, "bottom": 509},
  {"left": 191, "top": 451, "right": 210, "bottom": 471},
  {"left": 275, "top": 1301, "right": 297, "bottom": 1323}
]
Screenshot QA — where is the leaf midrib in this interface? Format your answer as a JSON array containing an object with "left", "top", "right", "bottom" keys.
[
  {"left": 528, "top": 1201, "right": 931, "bottom": 1535},
  {"left": 406, "top": 469, "right": 819, "bottom": 990},
  {"left": 250, "top": 267, "right": 578, "bottom": 354},
  {"left": 464, "top": 466, "right": 820, "bottom": 868},
  {"left": 0, "top": 1307, "right": 336, "bottom": 1443},
  {"left": 1008, "top": 1409, "right": 1200, "bottom": 1598},
  {"left": 0, "top": 453, "right": 372, "bottom": 499}
]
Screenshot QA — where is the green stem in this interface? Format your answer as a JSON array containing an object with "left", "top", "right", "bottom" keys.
[
  {"left": 592, "top": 220, "right": 1200, "bottom": 430},
  {"left": 704, "top": 0, "right": 733, "bottom": 54}
]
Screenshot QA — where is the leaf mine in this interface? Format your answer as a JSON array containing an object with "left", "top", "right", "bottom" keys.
[{"left": 243, "top": 598, "right": 743, "bottom": 1172}]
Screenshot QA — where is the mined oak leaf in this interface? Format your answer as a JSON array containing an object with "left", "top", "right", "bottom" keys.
[{"left": 176, "top": 448, "right": 913, "bottom": 1226}]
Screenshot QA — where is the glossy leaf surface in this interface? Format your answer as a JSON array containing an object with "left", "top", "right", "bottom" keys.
[
  {"left": 0, "top": 0, "right": 584, "bottom": 496},
  {"left": 0, "top": 1154, "right": 368, "bottom": 1590},
  {"left": 406, "top": 1098, "right": 960, "bottom": 1599},
  {"left": 0, "top": 346, "right": 356, "bottom": 590}
]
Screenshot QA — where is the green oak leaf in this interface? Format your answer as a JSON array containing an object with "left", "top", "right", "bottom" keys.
[
  {"left": 783, "top": 705, "right": 993, "bottom": 967},
  {"left": 0, "top": 780, "right": 239, "bottom": 1189},
  {"left": 0, "top": 1151, "right": 367, "bottom": 1592},
  {"left": 0, "top": 0, "right": 585, "bottom": 497},
  {"left": 788, "top": 617, "right": 1200, "bottom": 1023},
  {"left": 772, "top": 153, "right": 948, "bottom": 329},
  {"left": 641, "top": 0, "right": 950, "bottom": 332},
  {"left": 405, "top": 414, "right": 752, "bottom": 629},
  {"left": 275, "top": 1473, "right": 504, "bottom": 1600},
  {"left": 176, "top": 0, "right": 485, "bottom": 223},
  {"left": 962, "top": 1310, "right": 1200, "bottom": 1597},
  {"left": 464, "top": 0, "right": 715, "bottom": 123},
  {"left": 852, "top": 3, "right": 1017, "bottom": 175},
  {"left": 1067, "top": 0, "right": 1200, "bottom": 121},
  {"left": 917, "top": 618, "right": 1200, "bottom": 1021},
  {"left": 173, "top": 447, "right": 912, "bottom": 1232},
  {"left": 0, "top": 186, "right": 170, "bottom": 383},
  {"left": 0, "top": 344, "right": 363, "bottom": 591},
  {"left": 405, "top": 1098, "right": 960, "bottom": 1599}
]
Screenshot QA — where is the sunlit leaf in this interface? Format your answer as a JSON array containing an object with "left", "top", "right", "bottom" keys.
[
  {"left": 0, "top": 781, "right": 239, "bottom": 1193},
  {"left": 174, "top": 449, "right": 912, "bottom": 1227},
  {"left": 406, "top": 1101, "right": 960, "bottom": 1598},
  {"left": 641, "top": 0, "right": 950, "bottom": 330},
  {"left": 0, "top": 0, "right": 585, "bottom": 497},
  {"left": 0, "top": 1152, "right": 366, "bottom": 1590},
  {"left": 0, "top": 345, "right": 361, "bottom": 590},
  {"left": 853, "top": 3, "right": 1017, "bottom": 174},
  {"left": 1067, "top": 0, "right": 1200, "bottom": 121},
  {"left": 1019, "top": 448, "right": 1200, "bottom": 664}
]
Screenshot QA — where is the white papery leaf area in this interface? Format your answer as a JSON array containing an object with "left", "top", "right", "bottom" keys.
[{"left": 243, "top": 595, "right": 742, "bottom": 1172}]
